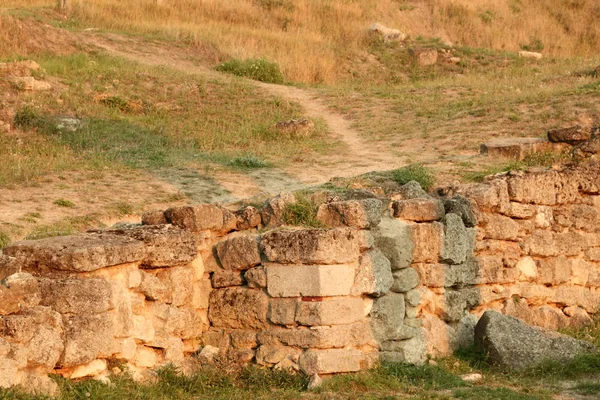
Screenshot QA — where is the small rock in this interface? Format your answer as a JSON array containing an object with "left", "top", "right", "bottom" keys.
[
  {"left": 411, "top": 48, "right": 438, "bottom": 66},
  {"left": 547, "top": 125, "right": 591, "bottom": 145},
  {"left": 519, "top": 51, "right": 543, "bottom": 60},
  {"left": 369, "top": 23, "right": 408, "bottom": 42},
  {"left": 449, "top": 57, "right": 461, "bottom": 64},
  {"left": 427, "top": 359, "right": 438, "bottom": 366},
  {"left": 307, "top": 374, "right": 323, "bottom": 390},
  {"left": 461, "top": 373, "right": 483, "bottom": 383},
  {"left": 199, "top": 345, "right": 220, "bottom": 362}
]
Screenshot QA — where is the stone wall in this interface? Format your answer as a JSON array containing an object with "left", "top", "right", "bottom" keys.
[{"left": 0, "top": 162, "right": 599, "bottom": 395}]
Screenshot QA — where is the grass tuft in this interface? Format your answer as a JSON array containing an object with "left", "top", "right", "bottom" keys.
[
  {"left": 227, "top": 154, "right": 271, "bottom": 169},
  {"left": 53, "top": 198, "right": 76, "bottom": 208},
  {"left": 391, "top": 164, "right": 435, "bottom": 190},
  {"left": 0, "top": 231, "right": 10, "bottom": 249},
  {"left": 216, "top": 58, "right": 285, "bottom": 84},
  {"left": 282, "top": 195, "right": 324, "bottom": 227}
]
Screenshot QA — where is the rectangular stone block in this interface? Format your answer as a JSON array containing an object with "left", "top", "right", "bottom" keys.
[
  {"left": 316, "top": 199, "right": 382, "bottom": 228},
  {"left": 266, "top": 264, "right": 355, "bottom": 297},
  {"left": 260, "top": 228, "right": 359, "bottom": 265},
  {"left": 257, "top": 321, "right": 374, "bottom": 349},
  {"left": 268, "top": 298, "right": 298, "bottom": 326},
  {"left": 298, "top": 349, "right": 365, "bottom": 374},
  {"left": 208, "top": 288, "right": 268, "bottom": 329},
  {"left": 165, "top": 204, "right": 225, "bottom": 232},
  {"left": 393, "top": 198, "right": 444, "bottom": 222},
  {"left": 295, "top": 297, "right": 364, "bottom": 326},
  {"left": 411, "top": 223, "right": 443, "bottom": 263},
  {"left": 215, "top": 235, "right": 261, "bottom": 270}
]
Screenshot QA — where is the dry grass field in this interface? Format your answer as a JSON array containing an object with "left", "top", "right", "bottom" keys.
[{"left": 3, "top": 0, "right": 600, "bottom": 83}]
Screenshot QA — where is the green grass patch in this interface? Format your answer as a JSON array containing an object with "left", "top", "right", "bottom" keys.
[
  {"left": 25, "top": 215, "right": 102, "bottom": 240},
  {"left": 216, "top": 58, "right": 285, "bottom": 83},
  {"left": 463, "top": 152, "right": 569, "bottom": 183},
  {"left": 282, "top": 195, "right": 324, "bottom": 227},
  {"left": 53, "top": 198, "right": 76, "bottom": 208},
  {"left": 391, "top": 164, "right": 435, "bottom": 190},
  {"left": 227, "top": 154, "right": 271, "bottom": 169},
  {"left": 573, "top": 382, "right": 600, "bottom": 396},
  {"left": 0, "top": 231, "right": 10, "bottom": 249},
  {"left": 452, "top": 386, "right": 547, "bottom": 400}
]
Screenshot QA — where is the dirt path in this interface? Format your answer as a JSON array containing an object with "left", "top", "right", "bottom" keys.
[{"left": 83, "top": 33, "right": 405, "bottom": 187}]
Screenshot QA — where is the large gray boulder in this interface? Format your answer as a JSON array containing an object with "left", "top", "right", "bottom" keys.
[{"left": 474, "top": 310, "right": 598, "bottom": 370}]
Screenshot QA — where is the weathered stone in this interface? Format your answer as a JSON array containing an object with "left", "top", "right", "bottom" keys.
[
  {"left": 316, "top": 199, "right": 382, "bottom": 228},
  {"left": 216, "top": 235, "right": 261, "bottom": 270},
  {"left": 441, "top": 213, "right": 471, "bottom": 264},
  {"left": 523, "top": 230, "right": 558, "bottom": 257},
  {"left": 261, "top": 228, "right": 359, "bottom": 265},
  {"left": 351, "top": 249, "right": 393, "bottom": 297},
  {"left": 243, "top": 266, "right": 266, "bottom": 288},
  {"left": 369, "top": 22, "right": 408, "bottom": 42},
  {"left": 298, "top": 349, "right": 365, "bottom": 374},
  {"left": 3, "top": 233, "right": 145, "bottom": 272},
  {"left": 208, "top": 288, "right": 268, "bottom": 329},
  {"left": 198, "top": 345, "right": 220, "bottom": 362},
  {"left": 372, "top": 218, "right": 413, "bottom": 270},
  {"left": 477, "top": 256, "right": 520, "bottom": 284},
  {"left": 474, "top": 310, "right": 598, "bottom": 370},
  {"left": 481, "top": 138, "right": 565, "bottom": 161},
  {"left": 537, "top": 256, "right": 572, "bottom": 285},
  {"left": 256, "top": 345, "right": 301, "bottom": 365},
  {"left": 404, "top": 289, "right": 422, "bottom": 307},
  {"left": 411, "top": 48, "right": 438, "bottom": 66},
  {"left": 70, "top": 359, "right": 108, "bottom": 379},
  {"left": 141, "top": 210, "right": 167, "bottom": 225},
  {"left": 516, "top": 256, "right": 538, "bottom": 280},
  {"left": 191, "top": 279, "right": 212, "bottom": 309},
  {"left": 443, "top": 196, "right": 477, "bottom": 227},
  {"left": 268, "top": 298, "right": 298, "bottom": 326},
  {"left": 235, "top": 206, "right": 262, "bottom": 230},
  {"left": 0, "top": 273, "right": 40, "bottom": 315},
  {"left": 201, "top": 330, "right": 230, "bottom": 350},
  {"left": 108, "top": 225, "right": 197, "bottom": 268},
  {"left": 295, "top": 297, "right": 364, "bottom": 326},
  {"left": 257, "top": 321, "right": 374, "bottom": 349},
  {"left": 20, "top": 374, "right": 59, "bottom": 397},
  {"left": 0, "top": 356, "right": 21, "bottom": 388},
  {"left": 411, "top": 223, "right": 443, "bottom": 263},
  {"left": 148, "top": 303, "right": 205, "bottom": 341},
  {"left": 480, "top": 213, "right": 519, "bottom": 241},
  {"left": 307, "top": 374, "right": 323, "bottom": 390},
  {"left": 548, "top": 125, "right": 591, "bottom": 145},
  {"left": 211, "top": 270, "right": 244, "bottom": 288},
  {"left": 393, "top": 198, "right": 444, "bottom": 222},
  {"left": 262, "top": 192, "right": 296, "bottom": 228},
  {"left": 158, "top": 266, "right": 195, "bottom": 306},
  {"left": 266, "top": 263, "right": 355, "bottom": 297},
  {"left": 61, "top": 313, "right": 116, "bottom": 367},
  {"left": 357, "top": 230, "right": 375, "bottom": 251},
  {"left": 370, "top": 293, "right": 405, "bottom": 341},
  {"left": 138, "top": 271, "right": 169, "bottom": 302},
  {"left": 507, "top": 172, "right": 562, "bottom": 205},
  {"left": 564, "top": 306, "right": 592, "bottom": 327},
  {"left": 133, "top": 346, "right": 160, "bottom": 368},
  {"left": 380, "top": 336, "right": 427, "bottom": 364},
  {"left": 391, "top": 268, "right": 419, "bottom": 293},
  {"left": 38, "top": 277, "right": 111, "bottom": 314},
  {"left": 165, "top": 204, "right": 225, "bottom": 232},
  {"left": 230, "top": 330, "right": 258, "bottom": 349},
  {"left": 0, "top": 256, "right": 20, "bottom": 281}
]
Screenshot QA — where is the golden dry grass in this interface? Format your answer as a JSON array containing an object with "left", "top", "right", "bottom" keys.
[{"left": 3, "top": 0, "right": 600, "bottom": 83}]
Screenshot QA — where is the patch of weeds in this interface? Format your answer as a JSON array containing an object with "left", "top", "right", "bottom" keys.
[
  {"left": 99, "top": 95, "right": 130, "bottom": 112},
  {"left": 560, "top": 317, "right": 600, "bottom": 347},
  {"left": 238, "top": 366, "right": 308, "bottom": 391},
  {"left": 524, "top": 353, "right": 600, "bottom": 379},
  {"left": 25, "top": 221, "right": 77, "bottom": 240},
  {"left": 454, "top": 345, "right": 490, "bottom": 370},
  {"left": 13, "top": 107, "right": 58, "bottom": 134},
  {"left": 53, "top": 198, "right": 76, "bottom": 208},
  {"left": 227, "top": 154, "right": 271, "bottom": 169},
  {"left": 463, "top": 152, "right": 568, "bottom": 182},
  {"left": 391, "top": 164, "right": 435, "bottom": 190},
  {"left": 574, "top": 382, "right": 600, "bottom": 395},
  {"left": 255, "top": 0, "right": 294, "bottom": 11},
  {"left": 520, "top": 37, "right": 545, "bottom": 52},
  {"left": 382, "top": 362, "right": 467, "bottom": 390},
  {"left": 282, "top": 195, "right": 324, "bottom": 227},
  {"left": 0, "top": 231, "right": 10, "bottom": 249},
  {"left": 216, "top": 58, "right": 285, "bottom": 84},
  {"left": 113, "top": 201, "right": 134, "bottom": 216},
  {"left": 452, "top": 386, "right": 545, "bottom": 400},
  {"left": 479, "top": 10, "right": 496, "bottom": 25}
]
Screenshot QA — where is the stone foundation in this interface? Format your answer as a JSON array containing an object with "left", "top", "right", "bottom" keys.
[{"left": 0, "top": 162, "right": 599, "bottom": 395}]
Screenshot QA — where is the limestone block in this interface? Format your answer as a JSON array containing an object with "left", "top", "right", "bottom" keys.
[
  {"left": 370, "top": 293, "right": 405, "bottom": 341},
  {"left": 298, "top": 349, "right": 365, "bottom": 374},
  {"left": 372, "top": 218, "right": 413, "bottom": 270},
  {"left": 109, "top": 225, "right": 197, "bottom": 268},
  {"left": 128, "top": 269, "right": 142, "bottom": 288},
  {"left": 116, "top": 337, "right": 137, "bottom": 360},
  {"left": 39, "top": 277, "right": 111, "bottom": 315},
  {"left": 211, "top": 270, "right": 244, "bottom": 288},
  {"left": 235, "top": 206, "right": 262, "bottom": 230},
  {"left": 149, "top": 303, "right": 205, "bottom": 340},
  {"left": 393, "top": 198, "right": 444, "bottom": 222},
  {"left": 216, "top": 235, "right": 261, "bottom": 270},
  {"left": 519, "top": 283, "right": 554, "bottom": 304},
  {"left": 404, "top": 289, "right": 422, "bottom": 307},
  {"left": 208, "top": 288, "right": 268, "bottom": 329},
  {"left": 20, "top": 374, "right": 59, "bottom": 397},
  {"left": 261, "top": 228, "right": 359, "bottom": 265},
  {"left": 3, "top": 233, "right": 145, "bottom": 272},
  {"left": 266, "top": 263, "right": 355, "bottom": 297},
  {"left": 0, "top": 356, "right": 21, "bottom": 388},
  {"left": 411, "top": 222, "right": 443, "bottom": 263},
  {"left": 442, "top": 289, "right": 480, "bottom": 322},
  {"left": 564, "top": 306, "right": 593, "bottom": 327},
  {"left": 141, "top": 209, "right": 167, "bottom": 225},
  {"left": 61, "top": 313, "right": 116, "bottom": 367},
  {"left": 534, "top": 206, "right": 553, "bottom": 228},
  {"left": 422, "top": 314, "right": 457, "bottom": 357},
  {"left": 0, "top": 255, "right": 20, "bottom": 281},
  {"left": 316, "top": 199, "right": 382, "bottom": 228},
  {"left": 516, "top": 256, "right": 538, "bottom": 281},
  {"left": 442, "top": 213, "right": 472, "bottom": 265},
  {"left": 201, "top": 329, "right": 231, "bottom": 350},
  {"left": 165, "top": 204, "right": 224, "bottom": 232},
  {"left": 443, "top": 196, "right": 477, "bottom": 227},
  {"left": 230, "top": 330, "right": 258, "bottom": 349},
  {"left": 295, "top": 297, "right": 364, "bottom": 326},
  {"left": 589, "top": 264, "right": 600, "bottom": 287},
  {"left": 257, "top": 321, "right": 374, "bottom": 349},
  {"left": 380, "top": 336, "right": 426, "bottom": 364},
  {"left": 581, "top": 288, "right": 600, "bottom": 313},
  {"left": 477, "top": 256, "right": 520, "bottom": 284},
  {"left": 480, "top": 213, "right": 519, "bottom": 241},
  {"left": 0, "top": 305, "right": 62, "bottom": 347},
  {"left": 523, "top": 231, "right": 558, "bottom": 257},
  {"left": 391, "top": 268, "right": 419, "bottom": 293},
  {"left": 586, "top": 248, "right": 600, "bottom": 262},
  {"left": 164, "top": 337, "right": 185, "bottom": 365},
  {"left": 531, "top": 306, "right": 569, "bottom": 330},
  {"left": 256, "top": 345, "right": 301, "bottom": 365},
  {"left": 537, "top": 256, "right": 572, "bottom": 285},
  {"left": 507, "top": 172, "right": 559, "bottom": 205},
  {"left": 553, "top": 286, "right": 585, "bottom": 308},
  {"left": 506, "top": 202, "right": 535, "bottom": 219},
  {"left": 413, "top": 263, "right": 445, "bottom": 288},
  {"left": 357, "top": 230, "right": 375, "bottom": 251},
  {"left": 502, "top": 297, "right": 534, "bottom": 324},
  {"left": 262, "top": 192, "right": 296, "bottom": 228},
  {"left": 157, "top": 266, "right": 195, "bottom": 306},
  {"left": 0, "top": 273, "right": 40, "bottom": 315},
  {"left": 351, "top": 249, "right": 393, "bottom": 297},
  {"left": 555, "top": 231, "right": 585, "bottom": 257},
  {"left": 268, "top": 298, "right": 298, "bottom": 325},
  {"left": 191, "top": 279, "right": 212, "bottom": 309},
  {"left": 446, "top": 259, "right": 479, "bottom": 286},
  {"left": 138, "top": 271, "right": 169, "bottom": 302},
  {"left": 132, "top": 315, "right": 155, "bottom": 343},
  {"left": 70, "top": 359, "right": 108, "bottom": 379},
  {"left": 133, "top": 346, "right": 160, "bottom": 368},
  {"left": 244, "top": 267, "right": 267, "bottom": 288},
  {"left": 571, "top": 258, "right": 591, "bottom": 286}
]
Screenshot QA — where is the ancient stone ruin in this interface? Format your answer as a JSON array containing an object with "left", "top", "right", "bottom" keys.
[{"left": 1, "top": 162, "right": 599, "bottom": 395}]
